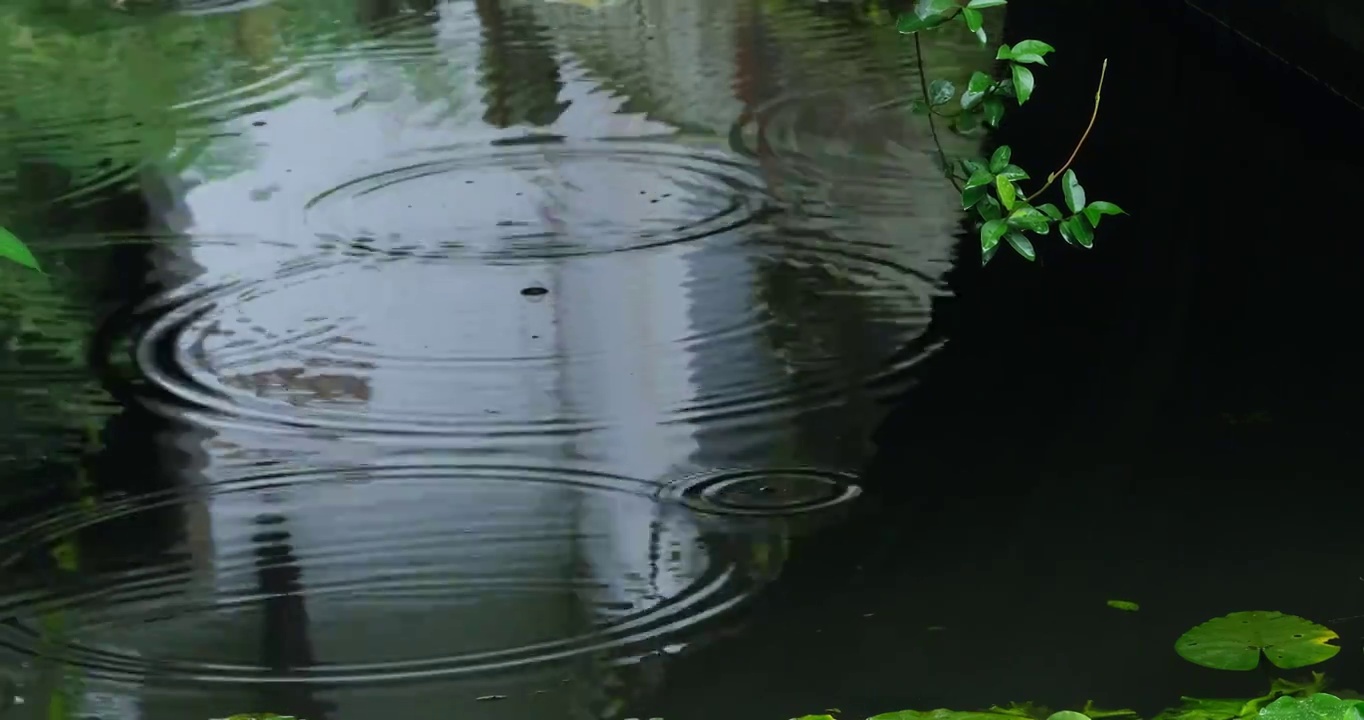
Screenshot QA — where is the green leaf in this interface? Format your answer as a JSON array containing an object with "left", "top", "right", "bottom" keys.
[
  {"left": 988, "top": 145, "right": 1011, "bottom": 173},
  {"left": 1259, "top": 694, "right": 1363, "bottom": 720},
  {"left": 995, "top": 44, "right": 1014, "bottom": 61},
  {"left": 0, "top": 226, "right": 41, "bottom": 272},
  {"left": 929, "top": 79, "right": 956, "bottom": 105},
  {"left": 1175, "top": 611, "right": 1340, "bottom": 671},
  {"left": 1061, "top": 169, "right": 1085, "bottom": 212},
  {"left": 793, "top": 716, "right": 838, "bottom": 720},
  {"left": 960, "top": 7, "right": 984, "bottom": 33},
  {"left": 1083, "top": 200, "right": 1126, "bottom": 227},
  {"left": 964, "top": 169, "right": 995, "bottom": 191},
  {"left": 962, "top": 184, "right": 988, "bottom": 209},
  {"left": 1009, "top": 39, "right": 1055, "bottom": 64},
  {"left": 1011, "top": 64, "right": 1036, "bottom": 104},
  {"left": 983, "top": 97, "right": 1005, "bottom": 126},
  {"left": 1050, "top": 713, "right": 1092, "bottom": 720},
  {"left": 967, "top": 0, "right": 1007, "bottom": 7},
  {"left": 1007, "top": 207, "right": 1049, "bottom": 233},
  {"left": 1005, "top": 231, "right": 1035, "bottom": 261},
  {"left": 961, "top": 71, "right": 992, "bottom": 109},
  {"left": 960, "top": 157, "right": 989, "bottom": 175},
  {"left": 982, "top": 240, "right": 999, "bottom": 266},
  {"left": 1107, "top": 599, "right": 1140, "bottom": 612},
  {"left": 977, "top": 195, "right": 1003, "bottom": 220},
  {"left": 997, "top": 164, "right": 1028, "bottom": 181},
  {"left": 1061, "top": 216, "right": 1093, "bottom": 248},
  {"left": 1038, "top": 203, "right": 1064, "bottom": 220},
  {"left": 980, "top": 219, "right": 1007, "bottom": 252},
  {"left": 995, "top": 175, "right": 1017, "bottom": 211},
  {"left": 870, "top": 712, "right": 1032, "bottom": 720},
  {"left": 897, "top": 0, "right": 958, "bottom": 33}
]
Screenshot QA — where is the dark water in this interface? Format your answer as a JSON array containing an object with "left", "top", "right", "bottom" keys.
[{"left": 0, "top": 0, "right": 1362, "bottom": 718}]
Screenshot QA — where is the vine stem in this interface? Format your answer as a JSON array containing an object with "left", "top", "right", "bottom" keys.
[
  {"left": 913, "top": 33, "right": 962, "bottom": 193},
  {"left": 1025, "top": 58, "right": 1109, "bottom": 203}
]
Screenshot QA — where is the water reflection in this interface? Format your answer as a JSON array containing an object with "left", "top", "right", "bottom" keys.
[{"left": 0, "top": 0, "right": 990, "bottom": 716}]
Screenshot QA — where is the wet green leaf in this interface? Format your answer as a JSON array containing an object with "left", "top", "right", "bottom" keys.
[
  {"left": 998, "top": 164, "right": 1029, "bottom": 181},
  {"left": 961, "top": 7, "right": 984, "bottom": 33},
  {"left": 962, "top": 184, "right": 989, "bottom": 209},
  {"left": 1259, "top": 694, "right": 1363, "bottom": 720},
  {"left": 872, "top": 710, "right": 1034, "bottom": 720},
  {"left": 1107, "top": 599, "right": 1140, "bottom": 612},
  {"left": 960, "top": 157, "right": 989, "bottom": 175},
  {"left": 897, "top": 0, "right": 958, "bottom": 33},
  {"left": 1083, "top": 201, "right": 1126, "bottom": 227},
  {"left": 1175, "top": 611, "right": 1340, "bottom": 670},
  {"left": 1007, "top": 207, "right": 1049, "bottom": 233},
  {"left": 983, "top": 97, "right": 1006, "bottom": 126},
  {"left": 967, "top": 0, "right": 1007, "bottom": 7},
  {"left": 1038, "top": 203, "right": 1064, "bottom": 220},
  {"left": 793, "top": 716, "right": 838, "bottom": 720},
  {"left": 996, "top": 44, "right": 1014, "bottom": 61},
  {"left": 977, "top": 196, "right": 1003, "bottom": 220},
  {"left": 1005, "top": 231, "right": 1035, "bottom": 260},
  {"left": 1061, "top": 169, "right": 1085, "bottom": 213},
  {"left": 989, "top": 145, "right": 1011, "bottom": 173},
  {"left": 962, "top": 71, "right": 992, "bottom": 109},
  {"left": 995, "top": 175, "right": 1017, "bottom": 211},
  {"left": 0, "top": 226, "right": 41, "bottom": 272},
  {"left": 1011, "top": 64, "right": 1036, "bottom": 104},
  {"left": 1009, "top": 39, "right": 1055, "bottom": 64},
  {"left": 1059, "top": 216, "right": 1093, "bottom": 247},
  {"left": 981, "top": 219, "right": 1007, "bottom": 252},
  {"left": 1050, "top": 713, "right": 1092, "bottom": 720},
  {"left": 965, "top": 169, "right": 995, "bottom": 191},
  {"left": 929, "top": 79, "right": 956, "bottom": 106},
  {"left": 982, "top": 240, "right": 999, "bottom": 266}
]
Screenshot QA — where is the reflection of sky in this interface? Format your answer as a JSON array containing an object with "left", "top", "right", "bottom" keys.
[{"left": 139, "top": 0, "right": 742, "bottom": 713}]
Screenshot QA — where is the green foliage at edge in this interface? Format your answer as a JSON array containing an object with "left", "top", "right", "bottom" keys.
[{"left": 896, "top": 0, "right": 1127, "bottom": 264}]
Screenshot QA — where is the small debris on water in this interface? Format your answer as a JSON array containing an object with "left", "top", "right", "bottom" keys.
[
  {"left": 520, "top": 285, "right": 548, "bottom": 297},
  {"left": 476, "top": 695, "right": 508, "bottom": 702}
]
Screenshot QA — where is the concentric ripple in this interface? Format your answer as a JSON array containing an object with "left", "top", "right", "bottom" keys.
[
  {"left": 0, "top": 462, "right": 761, "bottom": 686},
  {"left": 659, "top": 467, "right": 862, "bottom": 517},
  {"left": 302, "top": 138, "right": 769, "bottom": 263}
]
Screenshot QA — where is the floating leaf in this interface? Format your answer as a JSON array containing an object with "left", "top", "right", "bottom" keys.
[
  {"left": 1259, "top": 694, "right": 1363, "bottom": 720},
  {"left": 1175, "top": 611, "right": 1340, "bottom": 670}
]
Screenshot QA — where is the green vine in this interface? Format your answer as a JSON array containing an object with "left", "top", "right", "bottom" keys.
[{"left": 897, "top": 0, "right": 1126, "bottom": 265}]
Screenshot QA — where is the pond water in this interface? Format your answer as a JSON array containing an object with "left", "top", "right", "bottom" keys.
[{"left": 1, "top": 0, "right": 1363, "bottom": 719}]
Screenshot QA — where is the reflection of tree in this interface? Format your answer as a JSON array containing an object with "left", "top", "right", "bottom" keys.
[
  {"left": 736, "top": 0, "right": 1000, "bottom": 460},
  {"left": 252, "top": 512, "right": 334, "bottom": 720},
  {"left": 473, "top": 0, "right": 570, "bottom": 127}
]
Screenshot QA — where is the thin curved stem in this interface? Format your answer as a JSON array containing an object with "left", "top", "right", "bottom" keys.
[
  {"left": 1025, "top": 58, "right": 1109, "bottom": 203},
  {"left": 913, "top": 33, "right": 962, "bottom": 193}
]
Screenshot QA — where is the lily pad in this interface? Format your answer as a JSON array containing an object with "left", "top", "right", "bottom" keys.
[
  {"left": 1259, "top": 694, "right": 1364, "bottom": 720},
  {"left": 871, "top": 711, "right": 1043, "bottom": 720},
  {"left": 1175, "top": 612, "right": 1339, "bottom": 670}
]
